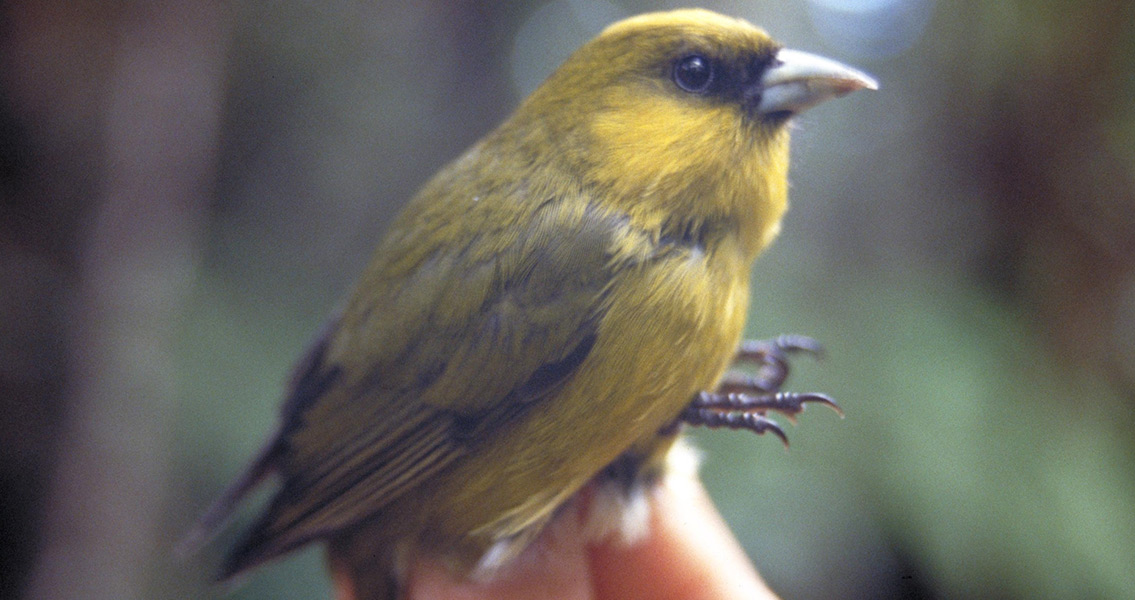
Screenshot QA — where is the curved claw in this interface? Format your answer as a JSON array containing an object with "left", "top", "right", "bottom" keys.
[
  {"left": 799, "top": 392, "right": 844, "bottom": 418},
  {"left": 752, "top": 415, "right": 790, "bottom": 449}
]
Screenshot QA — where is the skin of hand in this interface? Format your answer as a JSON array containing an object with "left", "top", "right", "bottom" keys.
[
  {"left": 335, "top": 469, "right": 779, "bottom": 600},
  {"left": 183, "top": 8, "right": 874, "bottom": 600}
]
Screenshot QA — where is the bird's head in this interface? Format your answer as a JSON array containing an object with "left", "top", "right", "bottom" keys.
[{"left": 501, "top": 9, "right": 876, "bottom": 254}]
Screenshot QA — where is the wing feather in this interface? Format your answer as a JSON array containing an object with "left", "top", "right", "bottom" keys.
[{"left": 219, "top": 191, "right": 639, "bottom": 576}]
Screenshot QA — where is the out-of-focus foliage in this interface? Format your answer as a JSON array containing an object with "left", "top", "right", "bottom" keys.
[{"left": 2, "top": 1, "right": 1133, "bottom": 599}]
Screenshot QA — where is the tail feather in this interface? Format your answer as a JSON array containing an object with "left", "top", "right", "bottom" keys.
[
  {"left": 216, "top": 512, "right": 287, "bottom": 581},
  {"left": 215, "top": 500, "right": 330, "bottom": 581},
  {"left": 177, "top": 435, "right": 284, "bottom": 559}
]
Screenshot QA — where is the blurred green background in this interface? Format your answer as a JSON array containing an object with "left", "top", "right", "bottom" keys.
[{"left": 3, "top": 1, "right": 1134, "bottom": 599}]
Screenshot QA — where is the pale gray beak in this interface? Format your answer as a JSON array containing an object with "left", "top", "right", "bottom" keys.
[{"left": 756, "top": 48, "right": 878, "bottom": 116}]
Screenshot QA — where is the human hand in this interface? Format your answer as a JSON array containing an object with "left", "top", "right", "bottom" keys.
[{"left": 333, "top": 472, "right": 779, "bottom": 600}]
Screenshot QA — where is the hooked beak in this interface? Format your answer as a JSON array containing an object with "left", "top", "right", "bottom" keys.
[{"left": 756, "top": 48, "right": 878, "bottom": 117}]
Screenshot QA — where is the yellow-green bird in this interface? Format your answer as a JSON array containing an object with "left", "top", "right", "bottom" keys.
[{"left": 185, "top": 8, "right": 874, "bottom": 599}]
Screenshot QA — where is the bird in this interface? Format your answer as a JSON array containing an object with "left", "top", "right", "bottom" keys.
[{"left": 183, "top": 8, "right": 875, "bottom": 599}]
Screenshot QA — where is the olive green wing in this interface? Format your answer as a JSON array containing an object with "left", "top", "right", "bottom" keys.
[{"left": 218, "top": 196, "right": 634, "bottom": 577}]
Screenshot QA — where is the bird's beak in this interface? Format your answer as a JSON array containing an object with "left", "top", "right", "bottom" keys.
[{"left": 756, "top": 48, "right": 877, "bottom": 116}]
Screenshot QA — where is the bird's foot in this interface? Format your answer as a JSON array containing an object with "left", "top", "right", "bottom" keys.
[{"left": 674, "top": 335, "right": 841, "bottom": 447}]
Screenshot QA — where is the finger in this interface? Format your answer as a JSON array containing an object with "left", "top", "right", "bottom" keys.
[{"left": 588, "top": 472, "right": 780, "bottom": 600}]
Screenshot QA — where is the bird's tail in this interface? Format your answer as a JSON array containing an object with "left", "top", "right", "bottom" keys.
[{"left": 176, "top": 434, "right": 284, "bottom": 559}]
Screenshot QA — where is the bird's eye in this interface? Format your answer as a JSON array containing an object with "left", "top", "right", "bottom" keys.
[{"left": 673, "top": 55, "right": 713, "bottom": 93}]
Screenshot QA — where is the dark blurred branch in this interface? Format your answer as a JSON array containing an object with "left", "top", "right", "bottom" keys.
[
  {"left": 20, "top": 1, "right": 229, "bottom": 598},
  {"left": 975, "top": 1, "right": 1135, "bottom": 392}
]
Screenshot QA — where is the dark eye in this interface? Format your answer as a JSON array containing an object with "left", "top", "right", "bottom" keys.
[{"left": 673, "top": 55, "right": 713, "bottom": 93}]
